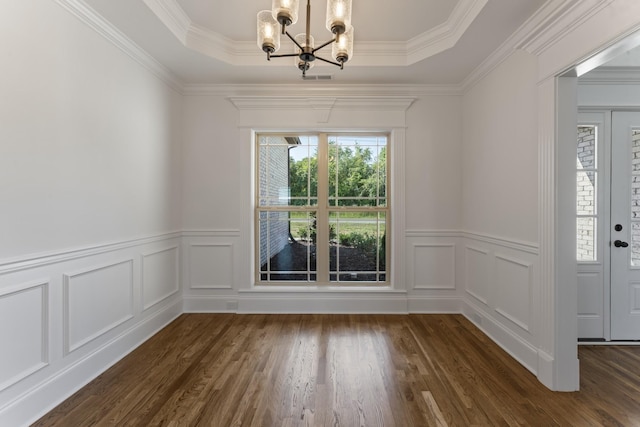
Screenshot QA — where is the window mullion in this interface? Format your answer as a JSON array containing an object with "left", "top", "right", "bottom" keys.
[{"left": 316, "top": 133, "right": 330, "bottom": 283}]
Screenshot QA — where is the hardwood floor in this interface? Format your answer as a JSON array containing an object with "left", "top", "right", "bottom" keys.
[{"left": 33, "top": 314, "right": 640, "bottom": 426}]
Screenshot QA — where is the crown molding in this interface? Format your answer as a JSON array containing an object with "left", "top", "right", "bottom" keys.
[
  {"left": 228, "top": 96, "right": 416, "bottom": 112},
  {"left": 515, "top": 0, "right": 614, "bottom": 55},
  {"left": 55, "top": 0, "right": 184, "bottom": 93},
  {"left": 143, "top": 0, "right": 486, "bottom": 67},
  {"left": 461, "top": 0, "right": 614, "bottom": 92},
  {"left": 183, "top": 83, "right": 463, "bottom": 97},
  {"left": 407, "top": 0, "right": 488, "bottom": 64},
  {"left": 142, "top": 0, "right": 190, "bottom": 44}
]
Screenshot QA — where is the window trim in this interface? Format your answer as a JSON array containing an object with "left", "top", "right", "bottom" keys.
[{"left": 254, "top": 132, "right": 391, "bottom": 286}]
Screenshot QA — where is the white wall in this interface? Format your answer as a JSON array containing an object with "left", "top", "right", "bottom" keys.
[
  {"left": 459, "top": 50, "right": 541, "bottom": 374},
  {"left": 0, "top": 2, "right": 182, "bottom": 260},
  {"left": 0, "top": 1, "right": 183, "bottom": 424},
  {"left": 462, "top": 50, "right": 539, "bottom": 243},
  {"left": 180, "top": 89, "right": 464, "bottom": 313},
  {"left": 405, "top": 96, "right": 463, "bottom": 231}
]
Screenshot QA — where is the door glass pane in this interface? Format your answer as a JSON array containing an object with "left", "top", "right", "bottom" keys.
[
  {"left": 577, "top": 126, "right": 597, "bottom": 169},
  {"left": 631, "top": 130, "right": 640, "bottom": 267},
  {"left": 632, "top": 130, "right": 640, "bottom": 171},
  {"left": 577, "top": 217, "right": 596, "bottom": 262},
  {"left": 631, "top": 222, "right": 640, "bottom": 267},
  {"left": 576, "top": 125, "right": 598, "bottom": 262},
  {"left": 576, "top": 171, "right": 596, "bottom": 215}
]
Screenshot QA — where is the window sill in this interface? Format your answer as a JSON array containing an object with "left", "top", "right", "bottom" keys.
[{"left": 240, "top": 285, "right": 404, "bottom": 294}]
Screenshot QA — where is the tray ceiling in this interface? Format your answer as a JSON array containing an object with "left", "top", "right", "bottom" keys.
[{"left": 80, "top": 0, "right": 548, "bottom": 85}]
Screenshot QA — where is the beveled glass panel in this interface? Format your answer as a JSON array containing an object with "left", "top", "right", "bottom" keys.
[{"left": 577, "top": 217, "right": 596, "bottom": 262}]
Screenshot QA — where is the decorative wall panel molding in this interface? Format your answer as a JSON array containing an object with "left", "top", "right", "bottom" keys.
[
  {"left": 463, "top": 300, "right": 539, "bottom": 374},
  {"left": 411, "top": 244, "right": 456, "bottom": 290},
  {"left": 0, "top": 280, "right": 49, "bottom": 392},
  {"left": 141, "top": 246, "right": 180, "bottom": 311},
  {"left": 577, "top": 271, "right": 602, "bottom": 316},
  {"left": 494, "top": 254, "right": 533, "bottom": 333},
  {"left": 464, "top": 246, "right": 489, "bottom": 304},
  {"left": 188, "top": 243, "right": 234, "bottom": 289},
  {"left": 462, "top": 231, "right": 538, "bottom": 254},
  {"left": 181, "top": 229, "right": 241, "bottom": 238},
  {"left": 0, "top": 231, "right": 181, "bottom": 274},
  {"left": 63, "top": 260, "right": 134, "bottom": 354}
]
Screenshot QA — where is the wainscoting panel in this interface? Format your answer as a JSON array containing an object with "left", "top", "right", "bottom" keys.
[
  {"left": 494, "top": 254, "right": 533, "bottom": 332},
  {"left": 64, "top": 260, "right": 134, "bottom": 354},
  {"left": 188, "top": 243, "right": 234, "bottom": 289},
  {"left": 142, "top": 246, "right": 180, "bottom": 311},
  {"left": 460, "top": 232, "right": 539, "bottom": 374},
  {"left": 577, "top": 272, "right": 602, "bottom": 316},
  {"left": 411, "top": 244, "right": 456, "bottom": 290},
  {"left": 464, "top": 246, "right": 489, "bottom": 305},
  {"left": 0, "top": 280, "right": 48, "bottom": 392},
  {"left": 0, "top": 233, "right": 183, "bottom": 427}
]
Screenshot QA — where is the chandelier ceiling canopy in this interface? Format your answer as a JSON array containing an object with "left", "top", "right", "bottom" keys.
[{"left": 257, "top": 0, "right": 354, "bottom": 78}]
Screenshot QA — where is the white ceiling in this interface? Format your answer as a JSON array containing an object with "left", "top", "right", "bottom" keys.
[{"left": 82, "top": 0, "right": 548, "bottom": 85}]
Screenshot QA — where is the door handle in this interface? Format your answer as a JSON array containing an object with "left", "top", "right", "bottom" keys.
[{"left": 614, "top": 240, "right": 629, "bottom": 248}]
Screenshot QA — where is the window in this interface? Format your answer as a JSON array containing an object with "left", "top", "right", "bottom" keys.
[
  {"left": 577, "top": 125, "right": 598, "bottom": 262},
  {"left": 256, "top": 133, "right": 389, "bottom": 285}
]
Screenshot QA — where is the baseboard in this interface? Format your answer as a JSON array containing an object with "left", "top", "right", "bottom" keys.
[
  {"left": 536, "top": 349, "right": 554, "bottom": 389},
  {"left": 462, "top": 300, "right": 538, "bottom": 375},
  {"left": 0, "top": 299, "right": 182, "bottom": 427},
  {"left": 241, "top": 295, "right": 409, "bottom": 314},
  {"left": 407, "top": 296, "right": 463, "bottom": 313},
  {"left": 183, "top": 295, "right": 238, "bottom": 313},
  {"left": 185, "top": 292, "right": 412, "bottom": 314}
]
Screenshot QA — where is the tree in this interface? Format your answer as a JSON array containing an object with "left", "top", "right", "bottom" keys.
[{"left": 289, "top": 142, "right": 386, "bottom": 206}]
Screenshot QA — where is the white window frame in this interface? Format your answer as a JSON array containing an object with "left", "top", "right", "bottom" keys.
[{"left": 255, "top": 132, "right": 390, "bottom": 286}]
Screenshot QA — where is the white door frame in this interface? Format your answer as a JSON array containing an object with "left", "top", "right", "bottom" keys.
[{"left": 547, "top": 16, "right": 640, "bottom": 390}]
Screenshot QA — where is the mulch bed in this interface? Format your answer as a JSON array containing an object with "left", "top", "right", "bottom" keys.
[{"left": 261, "top": 240, "right": 384, "bottom": 281}]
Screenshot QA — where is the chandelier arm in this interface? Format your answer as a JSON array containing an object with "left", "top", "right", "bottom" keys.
[
  {"left": 269, "top": 53, "right": 300, "bottom": 58},
  {"left": 285, "top": 31, "right": 305, "bottom": 51},
  {"left": 314, "top": 56, "right": 343, "bottom": 67},
  {"left": 312, "top": 38, "right": 337, "bottom": 54}
]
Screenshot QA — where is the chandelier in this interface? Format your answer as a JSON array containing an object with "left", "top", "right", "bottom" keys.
[{"left": 257, "top": 0, "right": 354, "bottom": 77}]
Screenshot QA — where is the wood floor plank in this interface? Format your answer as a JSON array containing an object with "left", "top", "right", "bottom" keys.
[{"left": 32, "top": 314, "right": 640, "bottom": 427}]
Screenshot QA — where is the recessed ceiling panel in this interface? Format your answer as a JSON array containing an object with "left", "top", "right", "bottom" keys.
[{"left": 177, "top": 0, "right": 458, "bottom": 42}]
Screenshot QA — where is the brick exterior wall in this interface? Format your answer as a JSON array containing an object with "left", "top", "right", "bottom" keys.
[
  {"left": 259, "top": 139, "right": 291, "bottom": 268},
  {"left": 577, "top": 126, "right": 596, "bottom": 261}
]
